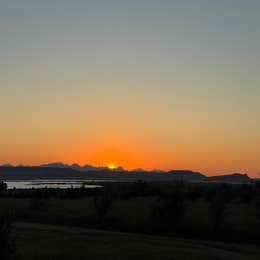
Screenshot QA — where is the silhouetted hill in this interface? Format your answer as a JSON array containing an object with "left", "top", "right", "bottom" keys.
[
  {"left": 0, "top": 166, "right": 252, "bottom": 183},
  {"left": 0, "top": 167, "right": 79, "bottom": 180},
  {"left": 40, "top": 163, "right": 70, "bottom": 168},
  {"left": 167, "top": 170, "right": 206, "bottom": 181},
  {"left": 208, "top": 173, "right": 251, "bottom": 183},
  {"left": 0, "top": 166, "right": 205, "bottom": 181},
  {"left": 39, "top": 162, "right": 124, "bottom": 172}
]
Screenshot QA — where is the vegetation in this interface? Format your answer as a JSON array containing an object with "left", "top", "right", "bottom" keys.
[
  {"left": 150, "top": 182, "right": 188, "bottom": 231},
  {"left": 0, "top": 181, "right": 7, "bottom": 191},
  {"left": 94, "top": 188, "right": 114, "bottom": 227},
  {"left": 0, "top": 213, "right": 16, "bottom": 260},
  {"left": 1, "top": 180, "right": 260, "bottom": 258}
]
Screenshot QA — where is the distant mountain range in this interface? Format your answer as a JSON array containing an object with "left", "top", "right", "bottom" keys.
[
  {"left": 0, "top": 163, "right": 253, "bottom": 183},
  {"left": 39, "top": 162, "right": 123, "bottom": 172}
]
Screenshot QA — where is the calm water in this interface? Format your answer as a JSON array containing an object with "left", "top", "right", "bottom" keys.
[{"left": 6, "top": 180, "right": 103, "bottom": 189}]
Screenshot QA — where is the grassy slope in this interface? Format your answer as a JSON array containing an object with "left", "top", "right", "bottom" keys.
[
  {"left": 15, "top": 222, "right": 260, "bottom": 260},
  {"left": 1, "top": 197, "right": 259, "bottom": 238}
]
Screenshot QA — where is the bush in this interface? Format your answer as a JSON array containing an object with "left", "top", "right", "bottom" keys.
[
  {"left": 208, "top": 193, "right": 227, "bottom": 233},
  {"left": 0, "top": 213, "right": 16, "bottom": 259},
  {"left": 150, "top": 182, "right": 188, "bottom": 231},
  {"left": 0, "top": 181, "right": 7, "bottom": 191},
  {"left": 94, "top": 189, "right": 114, "bottom": 227}
]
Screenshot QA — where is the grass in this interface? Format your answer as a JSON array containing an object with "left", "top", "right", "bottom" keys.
[{"left": 15, "top": 222, "right": 260, "bottom": 260}]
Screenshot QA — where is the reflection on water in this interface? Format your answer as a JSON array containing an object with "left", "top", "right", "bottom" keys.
[{"left": 6, "top": 180, "right": 103, "bottom": 189}]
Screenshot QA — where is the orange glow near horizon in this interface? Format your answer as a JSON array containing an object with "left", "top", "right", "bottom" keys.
[
  {"left": 2, "top": 134, "right": 260, "bottom": 177},
  {"left": 63, "top": 134, "right": 162, "bottom": 171},
  {"left": 107, "top": 163, "right": 117, "bottom": 170}
]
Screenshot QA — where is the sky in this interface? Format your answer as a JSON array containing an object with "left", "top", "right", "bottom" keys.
[{"left": 1, "top": 0, "right": 260, "bottom": 176}]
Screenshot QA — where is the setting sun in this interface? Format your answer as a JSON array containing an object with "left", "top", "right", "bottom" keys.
[{"left": 107, "top": 163, "right": 117, "bottom": 170}]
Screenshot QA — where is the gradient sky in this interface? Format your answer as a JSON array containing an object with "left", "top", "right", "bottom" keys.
[{"left": 1, "top": 0, "right": 260, "bottom": 176}]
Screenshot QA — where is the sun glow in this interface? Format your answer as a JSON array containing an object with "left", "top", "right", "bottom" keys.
[{"left": 107, "top": 163, "right": 116, "bottom": 170}]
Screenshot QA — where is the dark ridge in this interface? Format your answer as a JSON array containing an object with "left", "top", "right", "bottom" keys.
[
  {"left": 167, "top": 170, "right": 206, "bottom": 181},
  {"left": 0, "top": 166, "right": 252, "bottom": 183},
  {"left": 208, "top": 173, "right": 252, "bottom": 183}
]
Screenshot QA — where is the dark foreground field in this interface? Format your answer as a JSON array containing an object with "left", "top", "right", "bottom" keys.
[
  {"left": 15, "top": 222, "right": 260, "bottom": 260},
  {"left": 1, "top": 181, "right": 260, "bottom": 259}
]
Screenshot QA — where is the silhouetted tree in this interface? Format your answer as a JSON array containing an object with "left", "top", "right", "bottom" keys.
[
  {"left": 0, "top": 181, "right": 7, "bottom": 191},
  {"left": 150, "top": 183, "right": 188, "bottom": 231},
  {"left": 240, "top": 184, "right": 253, "bottom": 204},
  {"left": 94, "top": 189, "right": 113, "bottom": 227},
  {"left": 0, "top": 214, "right": 16, "bottom": 260},
  {"left": 208, "top": 193, "right": 227, "bottom": 233},
  {"left": 254, "top": 182, "right": 260, "bottom": 225}
]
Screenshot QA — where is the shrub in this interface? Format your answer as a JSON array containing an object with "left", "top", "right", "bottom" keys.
[{"left": 0, "top": 213, "right": 16, "bottom": 259}]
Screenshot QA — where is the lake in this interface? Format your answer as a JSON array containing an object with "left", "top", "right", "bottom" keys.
[{"left": 6, "top": 180, "right": 103, "bottom": 189}]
